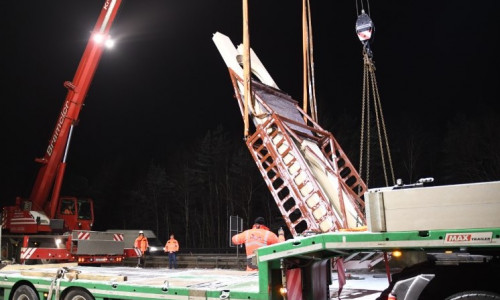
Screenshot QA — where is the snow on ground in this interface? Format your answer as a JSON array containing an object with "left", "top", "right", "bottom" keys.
[{"left": 330, "top": 271, "right": 390, "bottom": 300}]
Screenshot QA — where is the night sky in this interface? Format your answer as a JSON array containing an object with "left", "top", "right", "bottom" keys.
[{"left": 1, "top": 1, "right": 499, "bottom": 225}]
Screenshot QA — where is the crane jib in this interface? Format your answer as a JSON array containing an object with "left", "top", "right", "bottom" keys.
[
  {"left": 100, "top": 0, "right": 118, "bottom": 34},
  {"left": 46, "top": 101, "right": 70, "bottom": 156},
  {"left": 27, "top": 0, "right": 123, "bottom": 218}
]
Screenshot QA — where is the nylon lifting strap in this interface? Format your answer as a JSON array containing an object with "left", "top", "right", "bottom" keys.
[
  {"left": 47, "top": 267, "right": 67, "bottom": 300},
  {"left": 302, "top": 0, "right": 318, "bottom": 123}
]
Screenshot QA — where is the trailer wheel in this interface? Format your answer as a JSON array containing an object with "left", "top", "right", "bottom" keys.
[
  {"left": 40, "top": 259, "right": 58, "bottom": 264},
  {"left": 63, "top": 289, "right": 94, "bottom": 300},
  {"left": 23, "top": 259, "right": 38, "bottom": 265},
  {"left": 445, "top": 291, "right": 500, "bottom": 300},
  {"left": 12, "top": 284, "right": 39, "bottom": 300}
]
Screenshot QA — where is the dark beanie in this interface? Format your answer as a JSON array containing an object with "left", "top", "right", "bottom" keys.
[{"left": 255, "top": 217, "right": 265, "bottom": 225}]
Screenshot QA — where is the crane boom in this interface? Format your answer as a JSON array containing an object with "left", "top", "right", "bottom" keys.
[
  {"left": 30, "top": 0, "right": 122, "bottom": 214},
  {"left": 0, "top": 1, "right": 136, "bottom": 265}
]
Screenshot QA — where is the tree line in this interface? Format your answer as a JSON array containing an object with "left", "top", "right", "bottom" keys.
[{"left": 64, "top": 108, "right": 500, "bottom": 250}]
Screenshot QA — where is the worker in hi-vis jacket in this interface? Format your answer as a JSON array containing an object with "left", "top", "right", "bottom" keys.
[
  {"left": 231, "top": 217, "right": 279, "bottom": 271},
  {"left": 164, "top": 234, "right": 179, "bottom": 269},
  {"left": 134, "top": 230, "right": 149, "bottom": 268}
]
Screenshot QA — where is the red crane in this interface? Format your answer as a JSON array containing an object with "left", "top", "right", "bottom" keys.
[
  {"left": 30, "top": 0, "right": 122, "bottom": 227},
  {"left": 1, "top": 0, "right": 135, "bottom": 265}
]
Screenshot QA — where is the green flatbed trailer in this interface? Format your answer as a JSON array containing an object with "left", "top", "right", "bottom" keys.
[{"left": 1, "top": 226, "right": 499, "bottom": 300}]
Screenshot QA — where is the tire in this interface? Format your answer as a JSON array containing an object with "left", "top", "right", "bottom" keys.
[
  {"left": 81, "top": 263, "right": 102, "bottom": 267},
  {"left": 40, "top": 259, "right": 58, "bottom": 264},
  {"left": 12, "top": 284, "right": 39, "bottom": 300},
  {"left": 63, "top": 289, "right": 94, "bottom": 300},
  {"left": 445, "top": 291, "right": 500, "bottom": 300}
]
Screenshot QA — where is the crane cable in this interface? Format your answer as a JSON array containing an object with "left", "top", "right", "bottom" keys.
[
  {"left": 355, "top": 0, "right": 371, "bottom": 18},
  {"left": 355, "top": 4, "right": 396, "bottom": 188}
]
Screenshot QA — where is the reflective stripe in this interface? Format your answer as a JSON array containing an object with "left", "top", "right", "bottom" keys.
[
  {"left": 264, "top": 230, "right": 270, "bottom": 244},
  {"left": 246, "top": 241, "right": 265, "bottom": 247}
]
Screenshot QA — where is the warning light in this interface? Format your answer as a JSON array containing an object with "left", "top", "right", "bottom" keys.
[
  {"left": 279, "top": 287, "right": 287, "bottom": 296},
  {"left": 392, "top": 250, "right": 402, "bottom": 258}
]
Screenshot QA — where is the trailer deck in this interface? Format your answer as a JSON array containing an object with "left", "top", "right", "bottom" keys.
[
  {"left": 1, "top": 226, "right": 499, "bottom": 299},
  {"left": 0, "top": 264, "right": 260, "bottom": 299}
]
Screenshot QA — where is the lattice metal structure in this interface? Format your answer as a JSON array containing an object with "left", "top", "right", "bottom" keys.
[
  {"left": 214, "top": 32, "right": 367, "bottom": 236},
  {"left": 233, "top": 76, "right": 366, "bottom": 235}
]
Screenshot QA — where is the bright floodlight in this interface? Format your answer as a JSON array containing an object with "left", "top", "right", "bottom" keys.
[
  {"left": 92, "top": 33, "right": 115, "bottom": 49},
  {"left": 93, "top": 33, "right": 105, "bottom": 43},
  {"left": 105, "top": 39, "right": 115, "bottom": 49}
]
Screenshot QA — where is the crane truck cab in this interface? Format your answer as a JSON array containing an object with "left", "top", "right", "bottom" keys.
[{"left": 55, "top": 197, "right": 94, "bottom": 232}]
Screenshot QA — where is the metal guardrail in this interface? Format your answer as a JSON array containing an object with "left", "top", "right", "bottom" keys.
[{"left": 123, "top": 253, "right": 247, "bottom": 270}]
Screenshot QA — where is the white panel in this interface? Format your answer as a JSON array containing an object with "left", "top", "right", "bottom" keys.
[{"left": 366, "top": 181, "right": 500, "bottom": 232}]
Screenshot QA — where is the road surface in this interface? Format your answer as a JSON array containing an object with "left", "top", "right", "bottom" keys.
[{"left": 331, "top": 271, "right": 390, "bottom": 300}]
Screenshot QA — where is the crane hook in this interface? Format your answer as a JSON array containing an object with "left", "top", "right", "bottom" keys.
[{"left": 355, "top": 9, "right": 375, "bottom": 58}]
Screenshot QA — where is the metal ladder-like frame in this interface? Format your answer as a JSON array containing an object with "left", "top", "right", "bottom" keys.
[
  {"left": 227, "top": 69, "right": 367, "bottom": 235},
  {"left": 245, "top": 113, "right": 366, "bottom": 236},
  {"left": 247, "top": 115, "right": 339, "bottom": 235}
]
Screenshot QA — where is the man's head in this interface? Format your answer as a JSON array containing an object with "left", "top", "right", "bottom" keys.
[
  {"left": 254, "top": 217, "right": 265, "bottom": 225},
  {"left": 139, "top": 230, "right": 144, "bottom": 235}
]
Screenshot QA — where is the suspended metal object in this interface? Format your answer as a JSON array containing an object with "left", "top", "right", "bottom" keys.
[{"left": 355, "top": 9, "right": 374, "bottom": 58}]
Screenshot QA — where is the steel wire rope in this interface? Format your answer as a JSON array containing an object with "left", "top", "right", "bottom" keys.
[{"left": 355, "top": 0, "right": 372, "bottom": 19}]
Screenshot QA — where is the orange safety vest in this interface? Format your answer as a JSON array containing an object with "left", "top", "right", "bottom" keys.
[
  {"left": 231, "top": 224, "right": 279, "bottom": 271},
  {"left": 164, "top": 238, "right": 179, "bottom": 253},
  {"left": 134, "top": 236, "right": 149, "bottom": 254}
]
